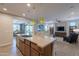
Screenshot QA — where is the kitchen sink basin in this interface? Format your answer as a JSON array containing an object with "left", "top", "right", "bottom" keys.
[{"left": 21, "top": 35, "right": 32, "bottom": 37}]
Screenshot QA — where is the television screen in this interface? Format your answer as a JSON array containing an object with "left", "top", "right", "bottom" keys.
[{"left": 57, "top": 27, "right": 64, "bottom": 31}]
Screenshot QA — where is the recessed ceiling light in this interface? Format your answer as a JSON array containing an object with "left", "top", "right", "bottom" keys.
[
  {"left": 27, "top": 3, "right": 31, "bottom": 7},
  {"left": 3, "top": 8, "right": 7, "bottom": 11},
  {"left": 22, "top": 13, "right": 26, "bottom": 16},
  {"left": 71, "top": 12, "right": 74, "bottom": 15}
]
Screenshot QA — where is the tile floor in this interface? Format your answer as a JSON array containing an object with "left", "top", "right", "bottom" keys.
[{"left": 54, "top": 37, "right": 79, "bottom": 56}]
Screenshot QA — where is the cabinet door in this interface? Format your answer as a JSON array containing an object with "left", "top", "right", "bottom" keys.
[
  {"left": 19, "top": 40, "right": 25, "bottom": 55},
  {"left": 24, "top": 44, "right": 30, "bottom": 56},
  {"left": 19, "top": 40, "right": 22, "bottom": 51},
  {"left": 21, "top": 42, "right": 25, "bottom": 55},
  {"left": 16, "top": 37, "right": 19, "bottom": 48},
  {"left": 31, "top": 48, "right": 39, "bottom": 56}
]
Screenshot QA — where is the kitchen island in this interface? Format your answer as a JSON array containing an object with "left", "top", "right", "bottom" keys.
[{"left": 16, "top": 34, "right": 56, "bottom": 56}]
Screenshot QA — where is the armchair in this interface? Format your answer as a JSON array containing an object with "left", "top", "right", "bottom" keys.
[{"left": 63, "top": 32, "right": 78, "bottom": 43}]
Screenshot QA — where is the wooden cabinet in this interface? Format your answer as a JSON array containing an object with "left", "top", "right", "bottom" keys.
[
  {"left": 25, "top": 39, "right": 30, "bottom": 45},
  {"left": 31, "top": 48, "right": 40, "bottom": 56},
  {"left": 41, "top": 43, "right": 53, "bottom": 56},
  {"left": 19, "top": 39, "right": 25, "bottom": 55},
  {"left": 30, "top": 42, "right": 53, "bottom": 56},
  {"left": 24, "top": 44, "right": 30, "bottom": 56},
  {"left": 17, "top": 38, "right": 53, "bottom": 56},
  {"left": 55, "top": 32, "right": 66, "bottom": 37},
  {"left": 31, "top": 42, "right": 39, "bottom": 52},
  {"left": 31, "top": 42, "right": 40, "bottom": 56},
  {"left": 16, "top": 36, "right": 19, "bottom": 48}
]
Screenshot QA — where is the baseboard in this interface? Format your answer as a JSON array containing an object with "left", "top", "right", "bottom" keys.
[{"left": 0, "top": 42, "right": 12, "bottom": 47}]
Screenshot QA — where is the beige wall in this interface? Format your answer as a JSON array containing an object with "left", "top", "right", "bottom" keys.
[{"left": 0, "top": 13, "right": 13, "bottom": 46}]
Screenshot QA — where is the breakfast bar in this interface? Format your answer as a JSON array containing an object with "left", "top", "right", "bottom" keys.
[{"left": 16, "top": 34, "right": 55, "bottom": 56}]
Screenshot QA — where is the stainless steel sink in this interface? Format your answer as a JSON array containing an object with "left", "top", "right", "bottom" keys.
[{"left": 21, "top": 35, "right": 32, "bottom": 37}]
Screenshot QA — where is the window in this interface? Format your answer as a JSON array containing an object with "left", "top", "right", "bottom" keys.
[
  {"left": 69, "top": 22, "right": 76, "bottom": 26},
  {"left": 13, "top": 24, "right": 20, "bottom": 32},
  {"left": 25, "top": 25, "right": 33, "bottom": 36},
  {"left": 69, "top": 21, "right": 77, "bottom": 30}
]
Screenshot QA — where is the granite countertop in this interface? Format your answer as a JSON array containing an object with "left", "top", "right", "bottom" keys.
[{"left": 17, "top": 34, "right": 56, "bottom": 48}]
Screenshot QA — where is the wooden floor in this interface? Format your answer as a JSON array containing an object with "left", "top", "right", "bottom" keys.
[{"left": 0, "top": 38, "right": 22, "bottom": 56}]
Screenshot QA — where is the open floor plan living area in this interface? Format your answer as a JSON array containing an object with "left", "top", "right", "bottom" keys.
[{"left": 1, "top": 3, "right": 79, "bottom": 56}]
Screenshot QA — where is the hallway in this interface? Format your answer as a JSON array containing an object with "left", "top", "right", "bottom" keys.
[{"left": 0, "top": 38, "right": 22, "bottom": 56}]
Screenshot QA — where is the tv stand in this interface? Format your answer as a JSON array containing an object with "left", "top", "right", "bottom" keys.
[{"left": 55, "top": 31, "right": 66, "bottom": 37}]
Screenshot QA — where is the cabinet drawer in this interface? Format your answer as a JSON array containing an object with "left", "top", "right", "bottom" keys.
[
  {"left": 31, "top": 42, "right": 40, "bottom": 52},
  {"left": 25, "top": 39, "right": 30, "bottom": 45},
  {"left": 31, "top": 48, "right": 40, "bottom": 56}
]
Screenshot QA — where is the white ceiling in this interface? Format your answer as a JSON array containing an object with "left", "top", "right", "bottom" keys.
[{"left": 0, "top": 3, "right": 79, "bottom": 22}]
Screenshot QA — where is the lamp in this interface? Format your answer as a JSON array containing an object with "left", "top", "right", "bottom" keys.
[
  {"left": 40, "top": 17, "right": 45, "bottom": 24},
  {"left": 32, "top": 18, "right": 35, "bottom": 25}
]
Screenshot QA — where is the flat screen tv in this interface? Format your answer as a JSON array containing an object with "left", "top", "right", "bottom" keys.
[{"left": 57, "top": 27, "right": 64, "bottom": 31}]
